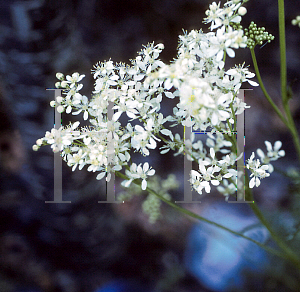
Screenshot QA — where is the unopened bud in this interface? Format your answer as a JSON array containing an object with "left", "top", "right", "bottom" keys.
[
  {"left": 32, "top": 145, "right": 39, "bottom": 151},
  {"left": 50, "top": 100, "right": 56, "bottom": 107},
  {"left": 157, "top": 43, "right": 164, "bottom": 50},
  {"left": 238, "top": 7, "right": 247, "bottom": 16},
  {"left": 57, "top": 105, "right": 65, "bottom": 113},
  {"left": 56, "top": 72, "right": 64, "bottom": 80},
  {"left": 36, "top": 138, "right": 43, "bottom": 146},
  {"left": 61, "top": 81, "right": 68, "bottom": 88},
  {"left": 56, "top": 96, "right": 63, "bottom": 103}
]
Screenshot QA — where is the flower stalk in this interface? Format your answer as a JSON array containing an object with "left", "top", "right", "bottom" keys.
[{"left": 115, "top": 170, "right": 296, "bottom": 265}]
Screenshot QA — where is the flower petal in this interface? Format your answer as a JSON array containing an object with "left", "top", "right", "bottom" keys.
[{"left": 142, "top": 179, "right": 147, "bottom": 190}]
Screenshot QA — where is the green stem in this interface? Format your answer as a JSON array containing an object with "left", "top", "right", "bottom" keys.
[
  {"left": 278, "top": 0, "right": 287, "bottom": 105},
  {"left": 245, "top": 173, "right": 300, "bottom": 269},
  {"left": 115, "top": 170, "right": 296, "bottom": 264},
  {"left": 250, "top": 0, "right": 300, "bottom": 162},
  {"left": 248, "top": 10, "right": 300, "bottom": 266},
  {"left": 251, "top": 46, "right": 300, "bottom": 160},
  {"left": 278, "top": 0, "right": 300, "bottom": 161},
  {"left": 250, "top": 203, "right": 300, "bottom": 268},
  {"left": 250, "top": 48, "right": 288, "bottom": 127},
  {"left": 285, "top": 112, "right": 300, "bottom": 161}
]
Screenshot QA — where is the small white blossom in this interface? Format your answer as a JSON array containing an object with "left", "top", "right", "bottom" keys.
[
  {"left": 246, "top": 152, "right": 270, "bottom": 188},
  {"left": 257, "top": 140, "right": 285, "bottom": 173},
  {"left": 122, "top": 162, "right": 155, "bottom": 190},
  {"left": 265, "top": 140, "right": 285, "bottom": 160}
]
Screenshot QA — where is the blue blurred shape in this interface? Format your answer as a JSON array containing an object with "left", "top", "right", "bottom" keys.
[
  {"left": 95, "top": 279, "right": 151, "bottom": 292},
  {"left": 185, "top": 203, "right": 269, "bottom": 291}
]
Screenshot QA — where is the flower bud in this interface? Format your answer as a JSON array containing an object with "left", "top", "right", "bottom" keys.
[
  {"left": 156, "top": 43, "right": 164, "bottom": 50},
  {"left": 50, "top": 100, "right": 56, "bottom": 107},
  {"left": 52, "top": 146, "right": 59, "bottom": 153},
  {"left": 32, "top": 145, "right": 39, "bottom": 151},
  {"left": 56, "top": 72, "right": 64, "bottom": 80},
  {"left": 57, "top": 105, "right": 65, "bottom": 113},
  {"left": 56, "top": 96, "right": 63, "bottom": 103},
  {"left": 61, "top": 81, "right": 68, "bottom": 88},
  {"left": 238, "top": 7, "right": 247, "bottom": 16},
  {"left": 36, "top": 138, "right": 43, "bottom": 146}
]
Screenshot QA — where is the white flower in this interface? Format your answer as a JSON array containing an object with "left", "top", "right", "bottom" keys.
[
  {"left": 56, "top": 72, "right": 64, "bottom": 80},
  {"left": 256, "top": 141, "right": 285, "bottom": 173},
  {"left": 204, "top": 2, "right": 224, "bottom": 30},
  {"left": 112, "top": 97, "right": 139, "bottom": 121},
  {"left": 72, "top": 95, "right": 90, "bottom": 120},
  {"left": 87, "top": 152, "right": 104, "bottom": 173},
  {"left": 217, "top": 179, "right": 237, "bottom": 199},
  {"left": 36, "top": 138, "right": 43, "bottom": 146},
  {"left": 198, "top": 162, "right": 220, "bottom": 187},
  {"left": 67, "top": 149, "right": 87, "bottom": 171},
  {"left": 132, "top": 118, "right": 159, "bottom": 155},
  {"left": 230, "top": 29, "right": 247, "bottom": 49},
  {"left": 44, "top": 127, "right": 73, "bottom": 153},
  {"left": 122, "top": 162, "right": 155, "bottom": 190},
  {"left": 226, "top": 65, "right": 259, "bottom": 91},
  {"left": 93, "top": 60, "right": 115, "bottom": 79},
  {"left": 214, "top": 26, "right": 236, "bottom": 60},
  {"left": 265, "top": 140, "right": 285, "bottom": 160},
  {"left": 190, "top": 170, "right": 211, "bottom": 194},
  {"left": 66, "top": 72, "right": 85, "bottom": 88},
  {"left": 32, "top": 145, "right": 39, "bottom": 151},
  {"left": 218, "top": 153, "right": 239, "bottom": 178},
  {"left": 190, "top": 153, "right": 222, "bottom": 195},
  {"left": 246, "top": 152, "right": 270, "bottom": 188}
]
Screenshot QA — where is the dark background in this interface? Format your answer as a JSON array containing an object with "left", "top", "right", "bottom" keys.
[{"left": 0, "top": 0, "right": 300, "bottom": 291}]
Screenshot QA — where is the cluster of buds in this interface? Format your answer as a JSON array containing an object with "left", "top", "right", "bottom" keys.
[
  {"left": 292, "top": 16, "right": 300, "bottom": 27},
  {"left": 244, "top": 21, "right": 275, "bottom": 49}
]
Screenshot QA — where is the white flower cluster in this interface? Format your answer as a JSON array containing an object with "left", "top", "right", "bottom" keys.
[
  {"left": 246, "top": 141, "right": 285, "bottom": 188},
  {"left": 204, "top": 0, "right": 248, "bottom": 30},
  {"left": 33, "top": 0, "right": 285, "bottom": 200},
  {"left": 188, "top": 133, "right": 241, "bottom": 198},
  {"left": 145, "top": 0, "right": 255, "bottom": 133},
  {"left": 34, "top": 43, "right": 169, "bottom": 187}
]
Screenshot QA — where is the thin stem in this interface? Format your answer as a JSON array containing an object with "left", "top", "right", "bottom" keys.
[
  {"left": 249, "top": 1, "right": 300, "bottom": 162},
  {"left": 285, "top": 112, "right": 300, "bottom": 161},
  {"left": 278, "top": 0, "right": 287, "bottom": 105},
  {"left": 251, "top": 44, "right": 300, "bottom": 159},
  {"left": 115, "top": 170, "right": 295, "bottom": 264},
  {"left": 249, "top": 202, "right": 300, "bottom": 268},
  {"left": 246, "top": 2, "right": 300, "bottom": 268},
  {"left": 250, "top": 48, "right": 288, "bottom": 127},
  {"left": 277, "top": 0, "right": 300, "bottom": 161},
  {"left": 245, "top": 173, "right": 300, "bottom": 269}
]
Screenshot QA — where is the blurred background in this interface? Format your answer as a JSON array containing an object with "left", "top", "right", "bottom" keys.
[{"left": 0, "top": 0, "right": 300, "bottom": 291}]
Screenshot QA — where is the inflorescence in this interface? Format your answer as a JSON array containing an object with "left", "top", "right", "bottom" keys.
[
  {"left": 33, "top": 0, "right": 285, "bottom": 221},
  {"left": 244, "top": 21, "right": 275, "bottom": 49}
]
